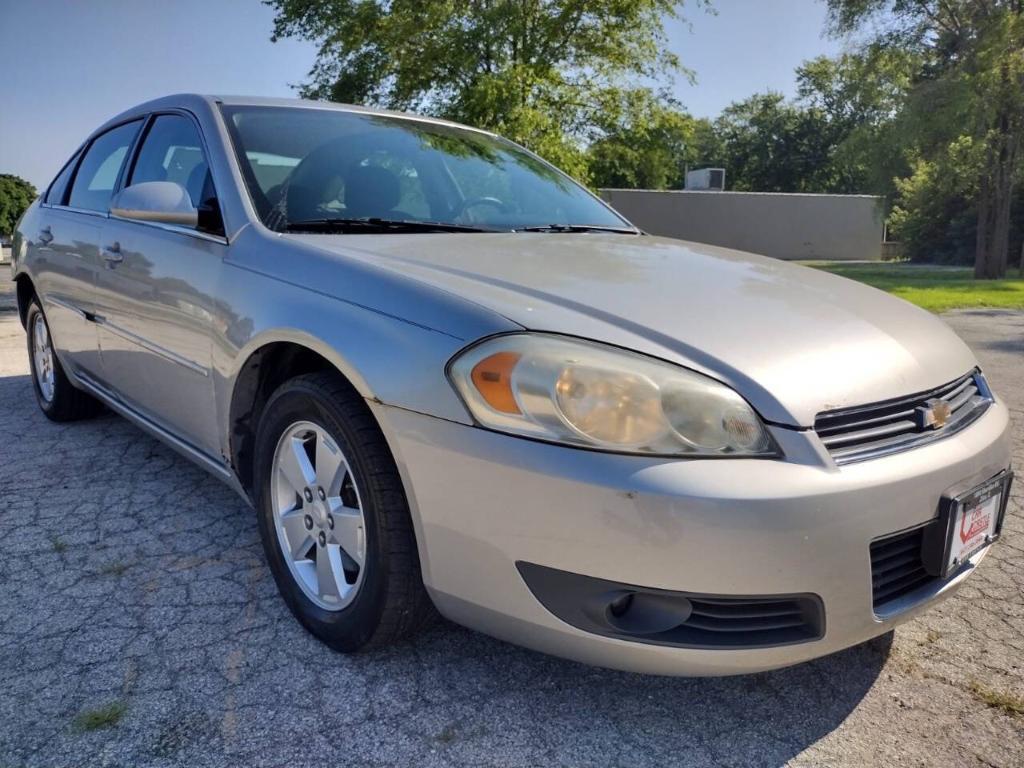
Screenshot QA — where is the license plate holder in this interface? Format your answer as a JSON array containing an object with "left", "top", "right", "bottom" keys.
[{"left": 927, "top": 470, "right": 1013, "bottom": 579}]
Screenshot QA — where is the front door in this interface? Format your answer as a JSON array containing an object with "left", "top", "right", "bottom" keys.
[{"left": 92, "top": 113, "right": 226, "bottom": 458}]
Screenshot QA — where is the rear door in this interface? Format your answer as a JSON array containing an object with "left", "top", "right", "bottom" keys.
[
  {"left": 92, "top": 112, "right": 226, "bottom": 456},
  {"left": 33, "top": 120, "right": 143, "bottom": 377}
]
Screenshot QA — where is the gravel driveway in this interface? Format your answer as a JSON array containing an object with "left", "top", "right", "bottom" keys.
[{"left": 0, "top": 306, "right": 1021, "bottom": 768}]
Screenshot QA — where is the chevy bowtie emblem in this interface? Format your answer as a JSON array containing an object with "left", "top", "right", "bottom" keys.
[{"left": 916, "top": 399, "right": 953, "bottom": 430}]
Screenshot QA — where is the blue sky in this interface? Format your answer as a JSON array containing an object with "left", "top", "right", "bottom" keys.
[{"left": 0, "top": 0, "right": 843, "bottom": 190}]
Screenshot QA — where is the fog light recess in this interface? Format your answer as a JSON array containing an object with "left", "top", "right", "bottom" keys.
[
  {"left": 517, "top": 562, "right": 825, "bottom": 650},
  {"left": 603, "top": 591, "right": 694, "bottom": 636}
]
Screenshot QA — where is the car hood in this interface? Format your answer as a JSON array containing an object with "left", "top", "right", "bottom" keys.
[{"left": 289, "top": 232, "right": 978, "bottom": 427}]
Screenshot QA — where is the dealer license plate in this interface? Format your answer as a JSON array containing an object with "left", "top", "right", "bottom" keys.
[{"left": 943, "top": 471, "right": 1012, "bottom": 577}]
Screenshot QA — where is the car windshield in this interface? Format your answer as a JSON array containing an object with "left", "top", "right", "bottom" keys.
[{"left": 220, "top": 105, "right": 634, "bottom": 234}]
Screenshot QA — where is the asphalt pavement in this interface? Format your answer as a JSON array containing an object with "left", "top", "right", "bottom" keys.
[{"left": 0, "top": 306, "right": 1021, "bottom": 768}]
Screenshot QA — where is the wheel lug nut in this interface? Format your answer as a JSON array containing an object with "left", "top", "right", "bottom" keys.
[
  {"left": 317, "top": 487, "right": 326, "bottom": 501},
  {"left": 318, "top": 531, "right": 327, "bottom": 546},
  {"left": 327, "top": 516, "right": 335, "bottom": 530},
  {"left": 303, "top": 488, "right": 313, "bottom": 502},
  {"left": 303, "top": 515, "right": 313, "bottom": 530}
]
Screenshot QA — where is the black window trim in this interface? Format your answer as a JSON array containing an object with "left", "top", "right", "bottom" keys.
[
  {"left": 116, "top": 108, "right": 228, "bottom": 243},
  {"left": 43, "top": 144, "right": 86, "bottom": 206},
  {"left": 42, "top": 116, "right": 145, "bottom": 218},
  {"left": 40, "top": 110, "right": 228, "bottom": 244}
]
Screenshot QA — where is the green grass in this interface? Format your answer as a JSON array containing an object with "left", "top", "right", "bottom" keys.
[
  {"left": 802, "top": 262, "right": 1024, "bottom": 313},
  {"left": 72, "top": 701, "right": 128, "bottom": 732}
]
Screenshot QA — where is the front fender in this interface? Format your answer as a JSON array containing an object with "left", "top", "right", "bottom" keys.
[{"left": 213, "top": 262, "right": 519, "bottom": 456}]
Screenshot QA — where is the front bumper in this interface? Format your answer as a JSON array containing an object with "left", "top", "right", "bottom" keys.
[{"left": 371, "top": 399, "right": 1012, "bottom": 676}]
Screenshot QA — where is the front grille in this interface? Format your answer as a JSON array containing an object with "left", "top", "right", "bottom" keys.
[
  {"left": 815, "top": 370, "right": 991, "bottom": 465},
  {"left": 870, "top": 525, "right": 934, "bottom": 608}
]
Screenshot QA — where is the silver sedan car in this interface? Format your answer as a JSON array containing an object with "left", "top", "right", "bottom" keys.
[{"left": 11, "top": 95, "right": 1012, "bottom": 676}]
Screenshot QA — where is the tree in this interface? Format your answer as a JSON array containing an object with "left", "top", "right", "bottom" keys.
[
  {"left": 795, "top": 46, "right": 918, "bottom": 199},
  {"left": 0, "top": 174, "right": 36, "bottom": 240},
  {"left": 586, "top": 90, "right": 696, "bottom": 189},
  {"left": 888, "top": 136, "right": 983, "bottom": 262},
  {"left": 826, "top": 0, "right": 1024, "bottom": 278},
  {"left": 680, "top": 47, "right": 915, "bottom": 197},
  {"left": 705, "top": 92, "right": 838, "bottom": 193},
  {"left": 266, "top": 0, "right": 703, "bottom": 181}
]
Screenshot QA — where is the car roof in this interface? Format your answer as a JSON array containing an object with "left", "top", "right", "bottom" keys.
[{"left": 94, "top": 93, "right": 495, "bottom": 139}]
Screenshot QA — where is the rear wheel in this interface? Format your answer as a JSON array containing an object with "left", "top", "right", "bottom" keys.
[
  {"left": 25, "top": 298, "right": 101, "bottom": 421},
  {"left": 253, "top": 371, "right": 434, "bottom": 651}
]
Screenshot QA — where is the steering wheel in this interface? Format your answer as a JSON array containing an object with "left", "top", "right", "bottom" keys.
[{"left": 452, "top": 196, "right": 510, "bottom": 219}]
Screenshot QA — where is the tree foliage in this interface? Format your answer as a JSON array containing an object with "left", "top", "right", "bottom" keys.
[
  {"left": 0, "top": 174, "right": 36, "bottom": 240},
  {"left": 700, "top": 92, "right": 834, "bottom": 192},
  {"left": 682, "top": 47, "right": 916, "bottom": 196},
  {"left": 586, "top": 90, "right": 696, "bottom": 189},
  {"left": 650, "top": 44, "right": 914, "bottom": 198},
  {"left": 267, "top": 0, "right": 699, "bottom": 181},
  {"left": 826, "top": 0, "right": 1024, "bottom": 277},
  {"left": 795, "top": 46, "right": 918, "bottom": 198}
]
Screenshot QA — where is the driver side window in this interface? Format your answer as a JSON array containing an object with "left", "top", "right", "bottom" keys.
[{"left": 129, "top": 114, "right": 213, "bottom": 210}]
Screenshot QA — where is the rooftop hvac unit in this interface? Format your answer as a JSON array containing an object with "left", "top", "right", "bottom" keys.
[{"left": 685, "top": 168, "right": 726, "bottom": 191}]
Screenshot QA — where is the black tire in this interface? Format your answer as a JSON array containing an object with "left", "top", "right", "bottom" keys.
[
  {"left": 253, "top": 371, "right": 435, "bottom": 652},
  {"left": 25, "top": 298, "right": 102, "bottom": 422}
]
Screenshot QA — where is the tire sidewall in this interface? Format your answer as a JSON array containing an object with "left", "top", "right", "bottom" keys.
[{"left": 254, "top": 382, "right": 389, "bottom": 651}]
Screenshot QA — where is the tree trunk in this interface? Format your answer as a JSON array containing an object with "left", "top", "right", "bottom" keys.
[
  {"left": 975, "top": 165, "right": 994, "bottom": 278},
  {"left": 974, "top": 110, "right": 1019, "bottom": 280}
]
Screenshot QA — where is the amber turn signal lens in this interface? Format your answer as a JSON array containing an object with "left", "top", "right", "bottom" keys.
[{"left": 470, "top": 352, "right": 522, "bottom": 414}]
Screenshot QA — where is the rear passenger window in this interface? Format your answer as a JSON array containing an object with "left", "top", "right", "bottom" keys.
[
  {"left": 129, "top": 115, "right": 211, "bottom": 207},
  {"left": 67, "top": 121, "right": 142, "bottom": 212},
  {"left": 45, "top": 151, "right": 81, "bottom": 205}
]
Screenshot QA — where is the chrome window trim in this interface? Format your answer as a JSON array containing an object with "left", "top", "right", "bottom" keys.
[
  {"left": 107, "top": 214, "right": 229, "bottom": 245},
  {"left": 41, "top": 199, "right": 229, "bottom": 245},
  {"left": 38, "top": 203, "right": 109, "bottom": 219}
]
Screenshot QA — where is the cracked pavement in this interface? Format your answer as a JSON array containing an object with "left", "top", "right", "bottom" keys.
[{"left": 0, "top": 305, "right": 1021, "bottom": 768}]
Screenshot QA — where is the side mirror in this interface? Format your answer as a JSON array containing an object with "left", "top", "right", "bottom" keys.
[{"left": 110, "top": 181, "right": 198, "bottom": 228}]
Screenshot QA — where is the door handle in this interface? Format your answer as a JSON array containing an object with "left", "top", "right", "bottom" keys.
[
  {"left": 102, "top": 242, "right": 124, "bottom": 265},
  {"left": 39, "top": 226, "right": 53, "bottom": 245}
]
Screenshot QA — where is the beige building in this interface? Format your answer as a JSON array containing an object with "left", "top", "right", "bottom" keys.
[{"left": 600, "top": 189, "right": 885, "bottom": 261}]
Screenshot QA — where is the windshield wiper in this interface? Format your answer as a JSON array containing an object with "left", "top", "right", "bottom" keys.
[
  {"left": 517, "top": 223, "right": 639, "bottom": 234},
  {"left": 283, "top": 217, "right": 502, "bottom": 234}
]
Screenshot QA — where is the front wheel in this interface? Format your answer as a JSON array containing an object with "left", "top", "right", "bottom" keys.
[
  {"left": 253, "top": 372, "right": 434, "bottom": 652},
  {"left": 25, "top": 298, "right": 101, "bottom": 421}
]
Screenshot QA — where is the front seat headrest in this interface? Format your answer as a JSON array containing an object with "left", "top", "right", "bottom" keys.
[{"left": 343, "top": 165, "right": 401, "bottom": 219}]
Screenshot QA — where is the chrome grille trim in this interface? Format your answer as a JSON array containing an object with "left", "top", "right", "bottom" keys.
[{"left": 814, "top": 370, "right": 993, "bottom": 465}]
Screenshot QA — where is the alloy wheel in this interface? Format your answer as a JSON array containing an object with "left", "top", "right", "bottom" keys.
[
  {"left": 271, "top": 421, "right": 367, "bottom": 610},
  {"left": 32, "top": 313, "right": 55, "bottom": 403}
]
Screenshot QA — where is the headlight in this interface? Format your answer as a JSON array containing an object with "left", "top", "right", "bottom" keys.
[{"left": 447, "top": 334, "right": 777, "bottom": 457}]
